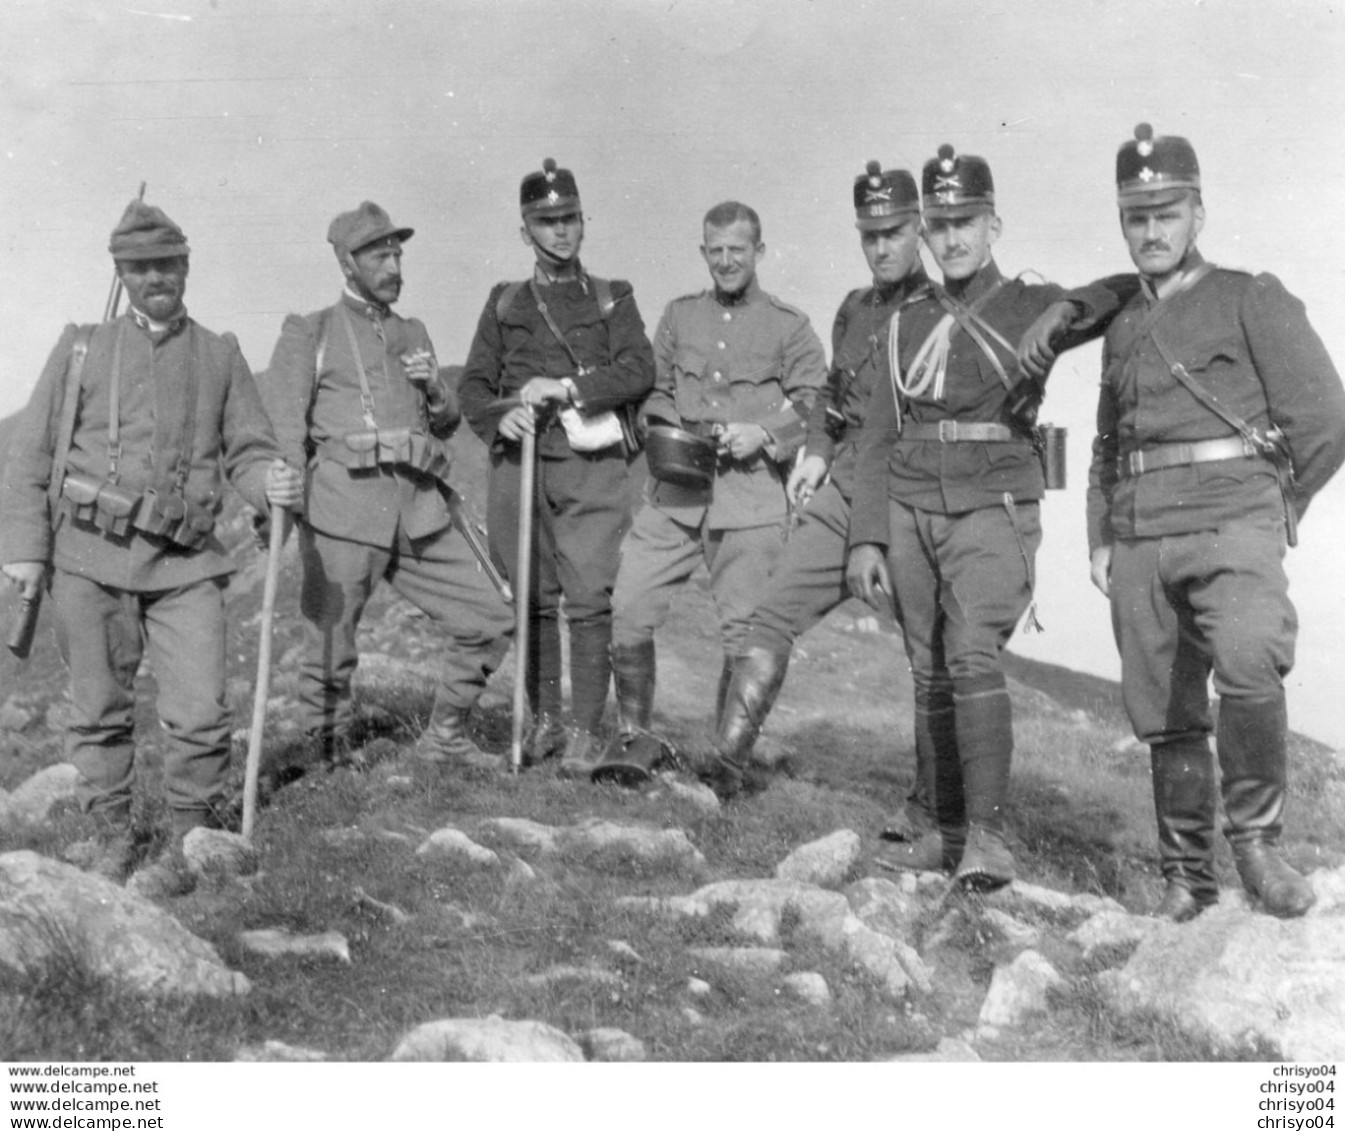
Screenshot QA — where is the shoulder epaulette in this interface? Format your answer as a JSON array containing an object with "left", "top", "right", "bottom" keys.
[
  {"left": 765, "top": 292, "right": 809, "bottom": 319},
  {"left": 494, "top": 280, "right": 526, "bottom": 323}
]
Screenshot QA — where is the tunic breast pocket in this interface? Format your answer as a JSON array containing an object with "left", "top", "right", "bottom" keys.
[{"left": 1182, "top": 335, "right": 1242, "bottom": 377}]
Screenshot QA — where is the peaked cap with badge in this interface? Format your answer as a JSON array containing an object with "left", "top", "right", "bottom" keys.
[
  {"left": 853, "top": 160, "right": 920, "bottom": 231},
  {"left": 921, "top": 144, "right": 995, "bottom": 219},
  {"left": 1116, "top": 122, "right": 1201, "bottom": 207},
  {"left": 520, "top": 158, "right": 582, "bottom": 219},
  {"left": 327, "top": 201, "right": 414, "bottom": 257},
  {"left": 108, "top": 200, "right": 191, "bottom": 261}
]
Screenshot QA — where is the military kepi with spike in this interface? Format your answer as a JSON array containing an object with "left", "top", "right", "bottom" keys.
[{"left": 1069, "top": 123, "right": 1345, "bottom": 922}]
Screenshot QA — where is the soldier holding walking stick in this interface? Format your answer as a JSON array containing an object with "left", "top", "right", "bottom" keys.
[
  {"left": 0, "top": 199, "right": 301, "bottom": 895},
  {"left": 459, "top": 159, "right": 655, "bottom": 778}
]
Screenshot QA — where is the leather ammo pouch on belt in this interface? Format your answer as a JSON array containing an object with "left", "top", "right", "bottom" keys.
[
  {"left": 131, "top": 488, "right": 215, "bottom": 549},
  {"left": 339, "top": 428, "right": 451, "bottom": 482},
  {"left": 61, "top": 471, "right": 138, "bottom": 536}
]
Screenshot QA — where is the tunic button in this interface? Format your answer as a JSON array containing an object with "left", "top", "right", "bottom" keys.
[
  {"left": 713, "top": 372, "right": 723, "bottom": 381},
  {"left": 717, "top": 341, "right": 726, "bottom": 349},
  {"left": 722, "top": 311, "right": 732, "bottom": 322}
]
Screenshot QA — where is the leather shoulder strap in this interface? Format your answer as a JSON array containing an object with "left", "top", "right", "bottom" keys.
[{"left": 48, "top": 324, "right": 94, "bottom": 506}]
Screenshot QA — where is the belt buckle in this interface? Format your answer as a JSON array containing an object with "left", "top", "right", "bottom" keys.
[
  {"left": 1125, "top": 450, "right": 1144, "bottom": 476},
  {"left": 938, "top": 419, "right": 956, "bottom": 443}
]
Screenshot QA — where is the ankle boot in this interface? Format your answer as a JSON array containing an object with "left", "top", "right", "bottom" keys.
[
  {"left": 1149, "top": 738, "right": 1218, "bottom": 921},
  {"left": 951, "top": 683, "right": 1015, "bottom": 891},
  {"left": 611, "top": 639, "right": 656, "bottom": 733},
  {"left": 417, "top": 707, "right": 500, "bottom": 772},
  {"left": 568, "top": 619, "right": 614, "bottom": 736},
  {"left": 1218, "top": 695, "right": 1315, "bottom": 918}
]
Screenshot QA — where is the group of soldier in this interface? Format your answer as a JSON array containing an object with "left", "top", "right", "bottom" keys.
[{"left": 3, "top": 123, "right": 1343, "bottom": 922}]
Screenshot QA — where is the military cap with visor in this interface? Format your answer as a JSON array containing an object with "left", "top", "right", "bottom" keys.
[
  {"left": 108, "top": 200, "right": 191, "bottom": 261},
  {"left": 1116, "top": 122, "right": 1200, "bottom": 207},
  {"left": 520, "top": 158, "right": 582, "bottom": 219},
  {"left": 854, "top": 160, "right": 920, "bottom": 231},
  {"left": 921, "top": 145, "right": 995, "bottom": 219},
  {"left": 327, "top": 201, "right": 415, "bottom": 256}
]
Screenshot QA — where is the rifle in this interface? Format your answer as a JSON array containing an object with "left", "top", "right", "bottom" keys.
[
  {"left": 445, "top": 490, "right": 512, "bottom": 602},
  {"left": 7, "top": 183, "right": 147, "bottom": 661}
]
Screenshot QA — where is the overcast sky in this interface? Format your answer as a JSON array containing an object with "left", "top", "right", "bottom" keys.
[{"left": 4, "top": 0, "right": 1344, "bottom": 744}]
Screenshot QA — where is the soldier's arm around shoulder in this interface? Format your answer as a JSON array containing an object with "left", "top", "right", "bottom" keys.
[
  {"left": 218, "top": 332, "right": 281, "bottom": 514},
  {"left": 258, "top": 311, "right": 322, "bottom": 471},
  {"left": 0, "top": 324, "right": 82, "bottom": 565},
  {"left": 458, "top": 284, "right": 511, "bottom": 446},
  {"left": 1241, "top": 271, "right": 1345, "bottom": 511}
]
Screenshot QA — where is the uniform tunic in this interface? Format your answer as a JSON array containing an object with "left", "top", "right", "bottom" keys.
[
  {"left": 261, "top": 290, "right": 513, "bottom": 735},
  {"left": 745, "top": 270, "right": 930, "bottom": 655},
  {"left": 0, "top": 310, "right": 280, "bottom": 817},
  {"left": 458, "top": 267, "right": 655, "bottom": 628},
  {"left": 611, "top": 279, "right": 827, "bottom": 652},
  {"left": 1083, "top": 256, "right": 1345, "bottom": 741}
]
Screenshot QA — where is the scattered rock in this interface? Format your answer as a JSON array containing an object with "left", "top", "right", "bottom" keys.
[
  {"left": 524, "top": 965, "right": 624, "bottom": 990},
  {"left": 234, "top": 1040, "right": 328, "bottom": 1062},
  {"left": 503, "top": 857, "right": 538, "bottom": 886},
  {"left": 606, "top": 940, "right": 644, "bottom": 966},
  {"left": 238, "top": 928, "right": 351, "bottom": 964},
  {"left": 353, "top": 887, "right": 412, "bottom": 926},
  {"left": 567, "top": 818, "right": 706, "bottom": 868},
  {"left": 978, "top": 950, "right": 1065, "bottom": 1031},
  {"left": 579, "top": 1027, "right": 647, "bottom": 1062},
  {"left": 1069, "top": 909, "right": 1160, "bottom": 964},
  {"left": 782, "top": 971, "right": 832, "bottom": 1008},
  {"left": 389, "top": 1017, "right": 585, "bottom": 1062},
  {"left": 844, "top": 876, "right": 922, "bottom": 942},
  {"left": 686, "top": 977, "right": 712, "bottom": 997},
  {"left": 477, "top": 817, "right": 563, "bottom": 856},
  {"left": 0, "top": 851, "right": 249, "bottom": 998},
  {"left": 775, "top": 829, "right": 862, "bottom": 888},
  {"left": 0, "top": 700, "right": 33, "bottom": 732},
  {"left": 182, "top": 828, "right": 259, "bottom": 880},
  {"left": 1099, "top": 871, "right": 1345, "bottom": 1061},
  {"left": 416, "top": 828, "right": 501, "bottom": 868},
  {"left": 2, "top": 764, "right": 80, "bottom": 825},
  {"left": 681, "top": 1006, "right": 705, "bottom": 1025},
  {"left": 689, "top": 946, "right": 788, "bottom": 976},
  {"left": 982, "top": 908, "right": 1042, "bottom": 950},
  {"left": 892, "top": 1037, "right": 982, "bottom": 1063},
  {"left": 653, "top": 775, "right": 721, "bottom": 812}
]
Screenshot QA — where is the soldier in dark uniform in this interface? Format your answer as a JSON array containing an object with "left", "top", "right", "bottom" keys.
[
  {"left": 458, "top": 160, "right": 656, "bottom": 776},
  {"left": 607, "top": 201, "right": 827, "bottom": 797},
  {"left": 705, "top": 162, "right": 934, "bottom": 826},
  {"left": 847, "top": 146, "right": 1129, "bottom": 890},
  {"left": 262, "top": 202, "right": 514, "bottom": 772},
  {"left": 1021, "top": 125, "right": 1345, "bottom": 920}
]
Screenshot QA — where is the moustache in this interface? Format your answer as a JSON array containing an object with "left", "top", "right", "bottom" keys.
[{"left": 1140, "top": 241, "right": 1170, "bottom": 254}]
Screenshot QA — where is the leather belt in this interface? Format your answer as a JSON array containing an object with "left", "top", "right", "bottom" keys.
[
  {"left": 900, "top": 421, "right": 1019, "bottom": 442},
  {"left": 1119, "top": 436, "right": 1262, "bottom": 478}
]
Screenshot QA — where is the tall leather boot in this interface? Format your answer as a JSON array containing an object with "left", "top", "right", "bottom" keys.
[
  {"left": 611, "top": 638, "right": 656, "bottom": 734},
  {"left": 559, "top": 620, "right": 614, "bottom": 779},
  {"left": 699, "top": 646, "right": 790, "bottom": 798},
  {"left": 1218, "top": 694, "right": 1315, "bottom": 918},
  {"left": 951, "top": 681, "right": 1016, "bottom": 891},
  {"left": 1149, "top": 737, "right": 1219, "bottom": 921},
  {"left": 525, "top": 613, "right": 566, "bottom": 765}
]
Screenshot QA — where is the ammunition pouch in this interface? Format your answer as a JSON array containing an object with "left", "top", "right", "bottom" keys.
[
  {"left": 330, "top": 429, "right": 452, "bottom": 485},
  {"left": 133, "top": 488, "right": 216, "bottom": 550},
  {"left": 61, "top": 472, "right": 139, "bottom": 537}
]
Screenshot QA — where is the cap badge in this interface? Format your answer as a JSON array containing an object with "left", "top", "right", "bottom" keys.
[
  {"left": 546, "top": 189, "right": 560, "bottom": 204},
  {"left": 865, "top": 185, "right": 892, "bottom": 203},
  {"left": 934, "top": 173, "right": 962, "bottom": 194},
  {"left": 1137, "top": 139, "right": 1154, "bottom": 158},
  {"left": 1138, "top": 166, "right": 1156, "bottom": 183}
]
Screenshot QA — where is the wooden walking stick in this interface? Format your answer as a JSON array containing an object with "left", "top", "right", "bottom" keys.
[
  {"left": 509, "top": 416, "right": 537, "bottom": 774},
  {"left": 242, "top": 507, "right": 289, "bottom": 843}
]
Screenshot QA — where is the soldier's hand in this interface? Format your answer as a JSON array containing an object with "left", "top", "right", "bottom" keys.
[
  {"left": 787, "top": 453, "right": 827, "bottom": 507},
  {"left": 1, "top": 561, "right": 46, "bottom": 602},
  {"left": 1089, "top": 545, "right": 1113, "bottom": 598},
  {"left": 1017, "top": 300, "right": 1078, "bottom": 381},
  {"left": 265, "top": 460, "right": 303, "bottom": 509},
  {"left": 519, "top": 377, "right": 571, "bottom": 407},
  {"left": 718, "top": 422, "right": 769, "bottom": 461},
  {"left": 401, "top": 348, "right": 439, "bottom": 386},
  {"left": 846, "top": 543, "right": 892, "bottom": 611},
  {"left": 498, "top": 403, "right": 537, "bottom": 442}
]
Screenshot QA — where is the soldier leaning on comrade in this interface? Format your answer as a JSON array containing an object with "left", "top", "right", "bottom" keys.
[
  {"left": 1021, "top": 124, "right": 1345, "bottom": 920},
  {"left": 0, "top": 201, "right": 302, "bottom": 895}
]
